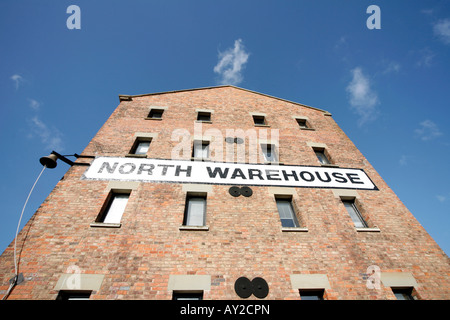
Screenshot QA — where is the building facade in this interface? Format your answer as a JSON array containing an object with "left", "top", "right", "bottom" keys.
[{"left": 1, "top": 86, "right": 449, "bottom": 300}]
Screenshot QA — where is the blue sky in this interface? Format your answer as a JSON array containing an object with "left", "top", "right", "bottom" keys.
[{"left": 1, "top": 0, "right": 449, "bottom": 257}]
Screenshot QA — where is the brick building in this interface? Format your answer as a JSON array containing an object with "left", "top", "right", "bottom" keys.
[{"left": 1, "top": 85, "right": 449, "bottom": 300}]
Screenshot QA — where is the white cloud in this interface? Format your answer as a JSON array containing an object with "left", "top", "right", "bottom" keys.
[
  {"left": 382, "top": 61, "right": 400, "bottom": 74},
  {"left": 421, "top": 8, "right": 434, "bottom": 16},
  {"left": 436, "top": 195, "right": 446, "bottom": 203},
  {"left": 11, "top": 74, "right": 23, "bottom": 90},
  {"left": 414, "top": 119, "right": 443, "bottom": 141},
  {"left": 28, "top": 116, "right": 64, "bottom": 151},
  {"left": 346, "top": 67, "right": 379, "bottom": 126},
  {"left": 433, "top": 18, "right": 450, "bottom": 44},
  {"left": 399, "top": 155, "right": 408, "bottom": 166},
  {"left": 28, "top": 98, "right": 41, "bottom": 111},
  {"left": 214, "top": 39, "right": 249, "bottom": 85},
  {"left": 415, "top": 48, "right": 435, "bottom": 67},
  {"left": 334, "top": 36, "right": 347, "bottom": 50}
]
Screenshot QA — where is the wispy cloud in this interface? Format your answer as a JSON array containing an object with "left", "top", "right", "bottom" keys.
[
  {"left": 28, "top": 116, "right": 64, "bottom": 151},
  {"left": 334, "top": 36, "right": 348, "bottom": 50},
  {"left": 381, "top": 61, "right": 401, "bottom": 74},
  {"left": 11, "top": 74, "right": 23, "bottom": 90},
  {"left": 415, "top": 48, "right": 435, "bottom": 67},
  {"left": 399, "top": 155, "right": 408, "bottom": 166},
  {"left": 346, "top": 67, "right": 379, "bottom": 126},
  {"left": 28, "top": 98, "right": 41, "bottom": 111},
  {"left": 214, "top": 39, "right": 249, "bottom": 85},
  {"left": 436, "top": 191, "right": 450, "bottom": 203},
  {"left": 421, "top": 8, "right": 435, "bottom": 16},
  {"left": 433, "top": 18, "right": 450, "bottom": 44},
  {"left": 414, "top": 119, "right": 443, "bottom": 141}
]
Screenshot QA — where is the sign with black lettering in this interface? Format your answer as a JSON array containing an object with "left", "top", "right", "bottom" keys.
[{"left": 82, "top": 157, "right": 378, "bottom": 190}]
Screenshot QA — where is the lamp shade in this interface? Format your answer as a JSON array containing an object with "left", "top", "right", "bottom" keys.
[{"left": 39, "top": 153, "right": 58, "bottom": 168}]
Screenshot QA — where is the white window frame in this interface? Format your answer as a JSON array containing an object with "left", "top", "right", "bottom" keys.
[
  {"left": 261, "top": 143, "right": 277, "bottom": 162},
  {"left": 129, "top": 137, "right": 152, "bottom": 157},
  {"left": 134, "top": 140, "right": 151, "bottom": 155},
  {"left": 275, "top": 197, "right": 300, "bottom": 228},
  {"left": 102, "top": 193, "right": 130, "bottom": 224},
  {"left": 314, "top": 149, "right": 330, "bottom": 165},
  {"left": 193, "top": 141, "right": 210, "bottom": 159},
  {"left": 184, "top": 195, "right": 207, "bottom": 227},
  {"left": 342, "top": 199, "right": 368, "bottom": 228}
]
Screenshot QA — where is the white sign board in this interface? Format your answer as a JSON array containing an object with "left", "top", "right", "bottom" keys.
[{"left": 82, "top": 157, "right": 378, "bottom": 190}]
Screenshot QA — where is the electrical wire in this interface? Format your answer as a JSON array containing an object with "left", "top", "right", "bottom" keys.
[{"left": 2, "top": 165, "right": 47, "bottom": 300}]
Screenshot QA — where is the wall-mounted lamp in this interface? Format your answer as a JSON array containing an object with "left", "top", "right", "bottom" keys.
[
  {"left": 3, "top": 150, "right": 89, "bottom": 300},
  {"left": 39, "top": 151, "right": 79, "bottom": 169}
]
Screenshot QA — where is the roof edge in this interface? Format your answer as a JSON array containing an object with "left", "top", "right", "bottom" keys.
[{"left": 118, "top": 85, "right": 331, "bottom": 115}]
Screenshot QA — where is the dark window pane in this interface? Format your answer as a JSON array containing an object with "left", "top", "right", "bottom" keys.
[
  {"left": 197, "top": 112, "right": 211, "bottom": 121},
  {"left": 299, "top": 289, "right": 324, "bottom": 300},
  {"left": 149, "top": 109, "right": 164, "bottom": 118},
  {"left": 392, "top": 288, "right": 414, "bottom": 300},
  {"left": 253, "top": 115, "right": 266, "bottom": 125}
]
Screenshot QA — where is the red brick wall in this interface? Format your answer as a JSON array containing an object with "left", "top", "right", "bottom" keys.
[{"left": 1, "top": 86, "right": 449, "bottom": 299}]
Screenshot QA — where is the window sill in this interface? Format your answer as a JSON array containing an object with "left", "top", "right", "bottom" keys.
[
  {"left": 191, "top": 157, "right": 211, "bottom": 161},
  {"left": 144, "top": 117, "right": 163, "bottom": 120},
  {"left": 90, "top": 222, "right": 122, "bottom": 228},
  {"left": 300, "top": 127, "right": 315, "bottom": 131},
  {"left": 254, "top": 124, "right": 270, "bottom": 127},
  {"left": 281, "top": 227, "right": 309, "bottom": 232},
  {"left": 356, "top": 227, "right": 380, "bottom": 232},
  {"left": 195, "top": 120, "right": 212, "bottom": 124},
  {"left": 179, "top": 225, "right": 209, "bottom": 231},
  {"left": 264, "top": 161, "right": 284, "bottom": 165},
  {"left": 320, "top": 163, "right": 339, "bottom": 168},
  {"left": 125, "top": 154, "right": 147, "bottom": 158}
]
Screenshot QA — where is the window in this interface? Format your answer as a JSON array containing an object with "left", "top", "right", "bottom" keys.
[
  {"left": 296, "top": 119, "right": 308, "bottom": 128},
  {"left": 261, "top": 144, "right": 277, "bottom": 162},
  {"left": 134, "top": 141, "right": 151, "bottom": 155},
  {"left": 276, "top": 197, "right": 300, "bottom": 228},
  {"left": 314, "top": 148, "right": 330, "bottom": 165},
  {"left": 148, "top": 108, "right": 164, "bottom": 119},
  {"left": 173, "top": 291, "right": 204, "bottom": 300},
  {"left": 392, "top": 287, "right": 415, "bottom": 300},
  {"left": 183, "top": 194, "right": 207, "bottom": 227},
  {"left": 295, "top": 117, "right": 315, "bottom": 130},
  {"left": 253, "top": 115, "right": 267, "bottom": 126},
  {"left": 342, "top": 199, "right": 368, "bottom": 228},
  {"left": 192, "top": 141, "right": 210, "bottom": 159},
  {"left": 56, "top": 290, "right": 92, "bottom": 300},
  {"left": 130, "top": 138, "right": 151, "bottom": 156},
  {"left": 98, "top": 193, "right": 130, "bottom": 224},
  {"left": 197, "top": 111, "right": 211, "bottom": 122},
  {"left": 299, "top": 289, "right": 324, "bottom": 300}
]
